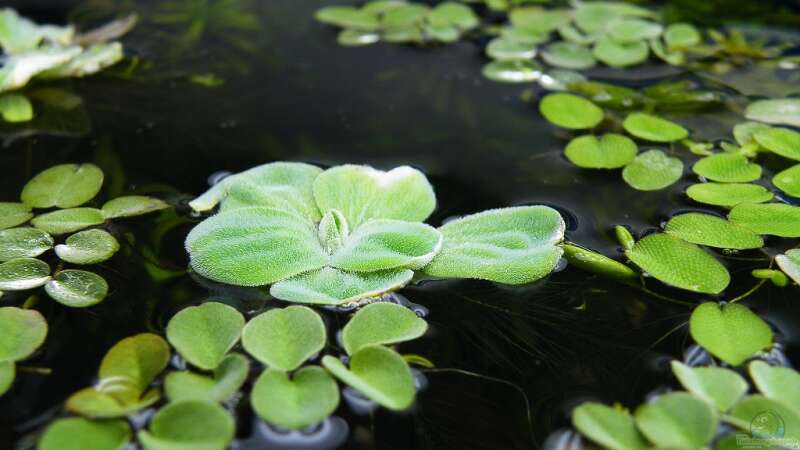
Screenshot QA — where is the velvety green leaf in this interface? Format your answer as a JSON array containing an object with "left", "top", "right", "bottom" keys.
[
  {"left": 45, "top": 270, "right": 108, "bottom": 307},
  {"left": 664, "top": 23, "right": 701, "bottom": 49},
  {"left": 485, "top": 37, "right": 536, "bottom": 61},
  {"left": 571, "top": 402, "right": 648, "bottom": 450},
  {"left": 692, "top": 153, "right": 761, "bottom": 182},
  {"left": 189, "top": 162, "right": 323, "bottom": 220},
  {"left": 776, "top": 249, "right": 800, "bottom": 285},
  {"left": 729, "top": 203, "right": 800, "bottom": 237},
  {"left": 593, "top": 37, "right": 648, "bottom": 67},
  {"left": 749, "top": 360, "right": 800, "bottom": 409},
  {"left": 269, "top": 267, "right": 414, "bottom": 305},
  {"left": 561, "top": 244, "right": 638, "bottom": 281},
  {"left": 729, "top": 396, "right": 800, "bottom": 441},
  {"left": 481, "top": 59, "right": 542, "bottom": 83},
  {"left": 0, "top": 306, "right": 47, "bottom": 362},
  {"left": 66, "top": 388, "right": 160, "bottom": 419},
  {"left": 96, "top": 333, "right": 170, "bottom": 404},
  {"left": 0, "top": 202, "right": 32, "bottom": 230},
  {"left": 331, "top": 219, "right": 442, "bottom": 271},
  {"left": 0, "top": 257, "right": 50, "bottom": 290},
  {"left": 166, "top": 302, "right": 245, "bottom": 370},
  {"left": 54, "top": 229, "right": 118, "bottom": 264},
  {"left": 686, "top": 182, "right": 772, "bottom": 208},
  {"left": 539, "top": 93, "right": 603, "bottom": 130},
  {"left": 315, "top": 6, "right": 380, "bottom": 31},
  {"left": 138, "top": 400, "right": 235, "bottom": 450},
  {"left": 0, "top": 93, "right": 33, "bottom": 122},
  {"left": 251, "top": 366, "right": 339, "bottom": 429},
  {"left": 101, "top": 196, "right": 169, "bottom": 219},
  {"left": 754, "top": 127, "right": 800, "bottom": 161},
  {"left": 608, "top": 19, "right": 662, "bottom": 43},
  {"left": 322, "top": 345, "right": 415, "bottom": 410},
  {"left": 342, "top": 302, "right": 428, "bottom": 355},
  {"left": 773, "top": 164, "right": 800, "bottom": 197},
  {"left": 621, "top": 150, "right": 683, "bottom": 191},
  {"left": 0, "top": 47, "right": 81, "bottom": 92},
  {"left": 625, "top": 233, "right": 729, "bottom": 293},
  {"left": 164, "top": 353, "right": 249, "bottom": 403},
  {"left": 541, "top": 42, "right": 596, "bottom": 70},
  {"left": 564, "top": 133, "right": 637, "bottom": 169},
  {"left": 21, "top": 163, "right": 104, "bottom": 209},
  {"left": 670, "top": 361, "right": 748, "bottom": 411},
  {"left": 422, "top": 206, "right": 565, "bottom": 284},
  {"left": 39, "top": 43, "right": 123, "bottom": 79},
  {"left": 622, "top": 113, "right": 688, "bottom": 142},
  {"left": 242, "top": 306, "right": 325, "bottom": 371},
  {"left": 634, "top": 392, "right": 717, "bottom": 448},
  {"left": 185, "top": 206, "right": 327, "bottom": 286},
  {"left": 690, "top": 302, "right": 772, "bottom": 366},
  {"left": 31, "top": 208, "right": 105, "bottom": 235},
  {"left": 313, "top": 165, "right": 436, "bottom": 228},
  {"left": 0, "top": 8, "right": 73, "bottom": 54},
  {"left": 0, "top": 361, "right": 14, "bottom": 396},
  {"left": 0, "top": 227, "right": 53, "bottom": 261},
  {"left": 38, "top": 418, "right": 131, "bottom": 450},
  {"left": 317, "top": 209, "right": 349, "bottom": 254},
  {"left": 664, "top": 213, "right": 763, "bottom": 249},
  {"left": 745, "top": 98, "right": 800, "bottom": 127}
]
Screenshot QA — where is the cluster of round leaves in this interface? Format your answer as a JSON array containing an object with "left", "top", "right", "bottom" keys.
[
  {"left": 0, "top": 163, "right": 169, "bottom": 308},
  {"left": 315, "top": 1, "right": 479, "bottom": 47},
  {"left": 570, "top": 359, "right": 800, "bottom": 450},
  {"left": 38, "top": 300, "right": 429, "bottom": 449}
]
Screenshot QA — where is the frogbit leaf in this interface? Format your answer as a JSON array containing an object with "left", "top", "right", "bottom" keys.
[
  {"left": 138, "top": 400, "right": 235, "bottom": 450},
  {"left": 541, "top": 42, "right": 596, "bottom": 70},
  {"left": 422, "top": 206, "right": 565, "bottom": 285},
  {"left": 0, "top": 93, "right": 33, "bottom": 122},
  {"left": 0, "top": 361, "right": 13, "bottom": 396},
  {"left": 593, "top": 37, "right": 649, "bottom": 67},
  {"left": 164, "top": 353, "right": 249, "bottom": 403},
  {"left": 0, "top": 202, "right": 32, "bottom": 230},
  {"left": 689, "top": 302, "right": 772, "bottom": 366},
  {"left": 251, "top": 366, "right": 339, "bottom": 430},
  {"left": 733, "top": 121, "right": 771, "bottom": 147},
  {"left": 729, "top": 396, "right": 800, "bottom": 441},
  {"left": 776, "top": 249, "right": 800, "bottom": 285},
  {"left": 773, "top": 164, "right": 800, "bottom": 197},
  {"left": 0, "top": 257, "right": 50, "bottom": 291},
  {"left": 692, "top": 153, "right": 762, "bottom": 183},
  {"left": 670, "top": 361, "right": 748, "bottom": 412},
  {"left": 269, "top": 267, "right": 414, "bottom": 305},
  {"left": 331, "top": 219, "right": 442, "bottom": 271},
  {"left": 166, "top": 302, "right": 245, "bottom": 370},
  {"left": 564, "top": 133, "right": 638, "bottom": 169},
  {"left": 749, "top": 360, "right": 800, "bottom": 409},
  {"left": 31, "top": 208, "right": 105, "bottom": 235},
  {"left": 621, "top": 150, "right": 683, "bottom": 191},
  {"left": 728, "top": 203, "right": 800, "bottom": 237},
  {"left": 664, "top": 213, "right": 763, "bottom": 249},
  {"left": 101, "top": 196, "right": 169, "bottom": 219},
  {"left": 45, "top": 270, "right": 108, "bottom": 307},
  {"left": 745, "top": 98, "right": 800, "bottom": 127},
  {"left": 21, "top": 163, "right": 104, "bottom": 209},
  {"left": 539, "top": 93, "right": 604, "bottom": 130},
  {"left": 561, "top": 244, "right": 638, "bottom": 281},
  {"left": 315, "top": 6, "right": 380, "bottom": 31},
  {"left": 0, "top": 306, "right": 47, "bottom": 362},
  {"left": 0, "top": 227, "right": 53, "bottom": 262},
  {"left": 571, "top": 402, "right": 648, "bottom": 450},
  {"left": 38, "top": 418, "right": 131, "bottom": 450},
  {"left": 607, "top": 19, "right": 662, "bottom": 43},
  {"left": 322, "top": 345, "right": 416, "bottom": 410},
  {"left": 686, "top": 183, "right": 773, "bottom": 208},
  {"left": 90, "top": 333, "right": 170, "bottom": 406},
  {"left": 634, "top": 392, "right": 718, "bottom": 449},
  {"left": 242, "top": 306, "right": 326, "bottom": 372},
  {"left": 66, "top": 388, "right": 160, "bottom": 419},
  {"left": 625, "top": 233, "right": 730, "bottom": 294},
  {"left": 342, "top": 302, "right": 428, "bottom": 355},
  {"left": 664, "top": 23, "right": 701, "bottom": 49},
  {"left": 313, "top": 165, "right": 436, "bottom": 228},
  {"left": 622, "top": 113, "right": 688, "bottom": 142},
  {"left": 754, "top": 127, "right": 800, "bottom": 161},
  {"left": 54, "top": 229, "right": 119, "bottom": 264}
]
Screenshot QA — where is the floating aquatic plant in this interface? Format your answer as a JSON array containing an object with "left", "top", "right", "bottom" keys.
[{"left": 0, "top": 307, "right": 47, "bottom": 396}]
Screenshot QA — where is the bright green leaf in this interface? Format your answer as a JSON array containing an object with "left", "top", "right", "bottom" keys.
[
  {"left": 664, "top": 213, "right": 763, "bottom": 249},
  {"left": 0, "top": 257, "right": 50, "bottom": 290},
  {"left": 729, "top": 203, "right": 800, "bottom": 237},
  {"left": 754, "top": 127, "right": 800, "bottom": 161},
  {"left": 138, "top": 400, "right": 235, "bottom": 450},
  {"left": 621, "top": 150, "right": 683, "bottom": 191},
  {"left": 686, "top": 182, "right": 772, "bottom": 208},
  {"left": 242, "top": 305, "right": 326, "bottom": 371},
  {"left": 0, "top": 227, "right": 53, "bottom": 261},
  {"left": 0, "top": 47, "right": 82, "bottom": 93},
  {"left": 427, "top": 2, "right": 478, "bottom": 30},
  {"left": 634, "top": 392, "right": 717, "bottom": 448},
  {"left": 38, "top": 43, "right": 123, "bottom": 79},
  {"left": 729, "top": 396, "right": 800, "bottom": 441},
  {"left": 251, "top": 366, "right": 339, "bottom": 430},
  {"left": 45, "top": 270, "right": 108, "bottom": 307},
  {"left": 331, "top": 219, "right": 442, "bottom": 271},
  {"left": 0, "top": 361, "right": 13, "bottom": 396},
  {"left": 481, "top": 59, "right": 542, "bottom": 83},
  {"left": 38, "top": 418, "right": 131, "bottom": 450},
  {"left": 21, "top": 163, "right": 104, "bottom": 209},
  {"left": 608, "top": 19, "right": 662, "bottom": 43},
  {"left": 749, "top": 360, "right": 800, "bottom": 409},
  {"left": 733, "top": 121, "right": 771, "bottom": 147},
  {"left": 31, "top": 208, "right": 105, "bottom": 235},
  {"left": 0, "top": 306, "right": 47, "bottom": 362},
  {"left": 67, "top": 388, "right": 160, "bottom": 419},
  {"left": 0, "top": 93, "right": 33, "bottom": 122},
  {"left": 664, "top": 23, "right": 701, "bottom": 49},
  {"left": 342, "top": 302, "right": 428, "bottom": 355},
  {"left": 508, "top": 7, "right": 570, "bottom": 34},
  {"left": 593, "top": 37, "right": 649, "bottom": 67},
  {"left": 166, "top": 302, "right": 245, "bottom": 370},
  {"left": 539, "top": 93, "right": 604, "bottom": 130},
  {"left": 54, "top": 229, "right": 118, "bottom": 264},
  {"left": 622, "top": 113, "right": 688, "bottom": 142},
  {"left": 94, "top": 333, "right": 170, "bottom": 405},
  {"left": 670, "top": 361, "right": 748, "bottom": 412},
  {"left": 773, "top": 164, "right": 800, "bottom": 197},
  {"left": 561, "top": 244, "right": 638, "bottom": 281},
  {"left": 101, "top": 196, "right": 169, "bottom": 219},
  {"left": 0, "top": 202, "right": 32, "bottom": 230},
  {"left": 541, "top": 42, "right": 596, "bottom": 70},
  {"left": 564, "top": 133, "right": 637, "bottom": 169},
  {"left": 692, "top": 153, "right": 761, "bottom": 183},
  {"left": 164, "top": 353, "right": 249, "bottom": 403},
  {"left": 745, "top": 98, "right": 800, "bottom": 127},
  {"left": 690, "top": 302, "right": 772, "bottom": 366},
  {"left": 315, "top": 6, "right": 380, "bottom": 31},
  {"left": 485, "top": 37, "right": 536, "bottom": 61},
  {"left": 269, "top": 267, "right": 414, "bottom": 305},
  {"left": 776, "top": 249, "right": 800, "bottom": 285},
  {"left": 571, "top": 402, "right": 648, "bottom": 450}
]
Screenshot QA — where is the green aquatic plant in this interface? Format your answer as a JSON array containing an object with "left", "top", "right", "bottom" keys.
[
  {"left": 0, "top": 307, "right": 47, "bottom": 396},
  {"left": 138, "top": 400, "right": 235, "bottom": 450},
  {"left": 689, "top": 302, "right": 773, "bottom": 366},
  {"left": 164, "top": 353, "right": 249, "bottom": 403},
  {"left": 166, "top": 302, "right": 245, "bottom": 370},
  {"left": 241, "top": 305, "right": 326, "bottom": 372},
  {"left": 38, "top": 417, "right": 131, "bottom": 450}
]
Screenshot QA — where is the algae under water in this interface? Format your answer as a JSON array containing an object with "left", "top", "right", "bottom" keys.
[{"left": 1, "top": 0, "right": 800, "bottom": 449}]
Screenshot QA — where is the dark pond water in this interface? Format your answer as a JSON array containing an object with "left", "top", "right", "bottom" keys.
[{"left": 2, "top": 0, "right": 800, "bottom": 449}]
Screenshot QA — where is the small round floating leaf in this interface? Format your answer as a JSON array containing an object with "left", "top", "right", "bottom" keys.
[
  {"left": 252, "top": 366, "right": 339, "bottom": 430},
  {"left": 31, "top": 208, "right": 105, "bottom": 235},
  {"left": 270, "top": 267, "right": 413, "bottom": 305},
  {"left": 608, "top": 19, "right": 662, "bottom": 43},
  {"left": 754, "top": 127, "right": 800, "bottom": 161},
  {"left": 621, "top": 150, "right": 683, "bottom": 191},
  {"left": 54, "top": 229, "right": 119, "bottom": 265},
  {"left": 0, "top": 202, "right": 32, "bottom": 230},
  {"left": 539, "top": 93, "right": 603, "bottom": 130},
  {"left": 622, "top": 113, "right": 688, "bottom": 142},
  {"left": 101, "top": 196, "right": 169, "bottom": 219},
  {"left": 331, "top": 219, "right": 442, "bottom": 272},
  {"left": 776, "top": 249, "right": 800, "bottom": 285},
  {"left": 500, "top": 26, "right": 548, "bottom": 45},
  {"left": 750, "top": 360, "right": 800, "bottom": 407},
  {"left": 729, "top": 396, "right": 800, "bottom": 441},
  {"left": 664, "top": 213, "right": 763, "bottom": 249},
  {"left": 337, "top": 29, "right": 379, "bottom": 46},
  {"left": 315, "top": 6, "right": 380, "bottom": 31},
  {"left": 422, "top": 206, "right": 565, "bottom": 285},
  {"left": 342, "top": 302, "right": 428, "bottom": 355},
  {"left": 0, "top": 307, "right": 47, "bottom": 362},
  {"left": 322, "top": 345, "right": 415, "bottom": 410},
  {"left": 729, "top": 203, "right": 800, "bottom": 237},
  {"left": 165, "top": 354, "right": 249, "bottom": 403},
  {"left": 0, "top": 361, "right": 13, "bottom": 396},
  {"left": 664, "top": 23, "right": 701, "bottom": 49},
  {"left": 690, "top": 302, "right": 772, "bottom": 366},
  {"left": 593, "top": 37, "right": 648, "bottom": 67},
  {"left": 0, "top": 93, "right": 32, "bottom": 122},
  {"left": 692, "top": 153, "right": 761, "bottom": 183},
  {"left": 0, "top": 257, "right": 50, "bottom": 291},
  {"left": 96, "top": 333, "right": 170, "bottom": 404},
  {"left": 670, "top": 361, "right": 748, "bottom": 412},
  {"left": 38, "top": 418, "right": 131, "bottom": 450},
  {"left": 45, "top": 270, "right": 108, "bottom": 307},
  {"left": 485, "top": 37, "right": 536, "bottom": 61},
  {"left": 481, "top": 59, "right": 542, "bottom": 83},
  {"left": 0, "top": 227, "right": 53, "bottom": 262},
  {"left": 773, "top": 164, "right": 800, "bottom": 197},
  {"left": 242, "top": 306, "right": 325, "bottom": 372},
  {"left": 541, "top": 42, "right": 596, "bottom": 70},
  {"left": 381, "top": 4, "right": 428, "bottom": 27},
  {"left": 427, "top": 2, "right": 478, "bottom": 29},
  {"left": 745, "top": 98, "right": 800, "bottom": 127},
  {"left": 625, "top": 233, "right": 729, "bottom": 294},
  {"left": 562, "top": 244, "right": 638, "bottom": 281},
  {"left": 634, "top": 392, "right": 717, "bottom": 449},
  {"left": 166, "top": 302, "right": 244, "bottom": 371},
  {"left": 138, "top": 400, "right": 235, "bottom": 450},
  {"left": 733, "top": 121, "right": 771, "bottom": 147},
  {"left": 564, "top": 133, "right": 637, "bottom": 169},
  {"left": 66, "top": 388, "right": 160, "bottom": 419},
  {"left": 508, "top": 7, "right": 570, "bottom": 34},
  {"left": 686, "top": 183, "right": 772, "bottom": 208},
  {"left": 21, "top": 163, "right": 104, "bottom": 209},
  {"left": 571, "top": 402, "right": 648, "bottom": 450}
]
